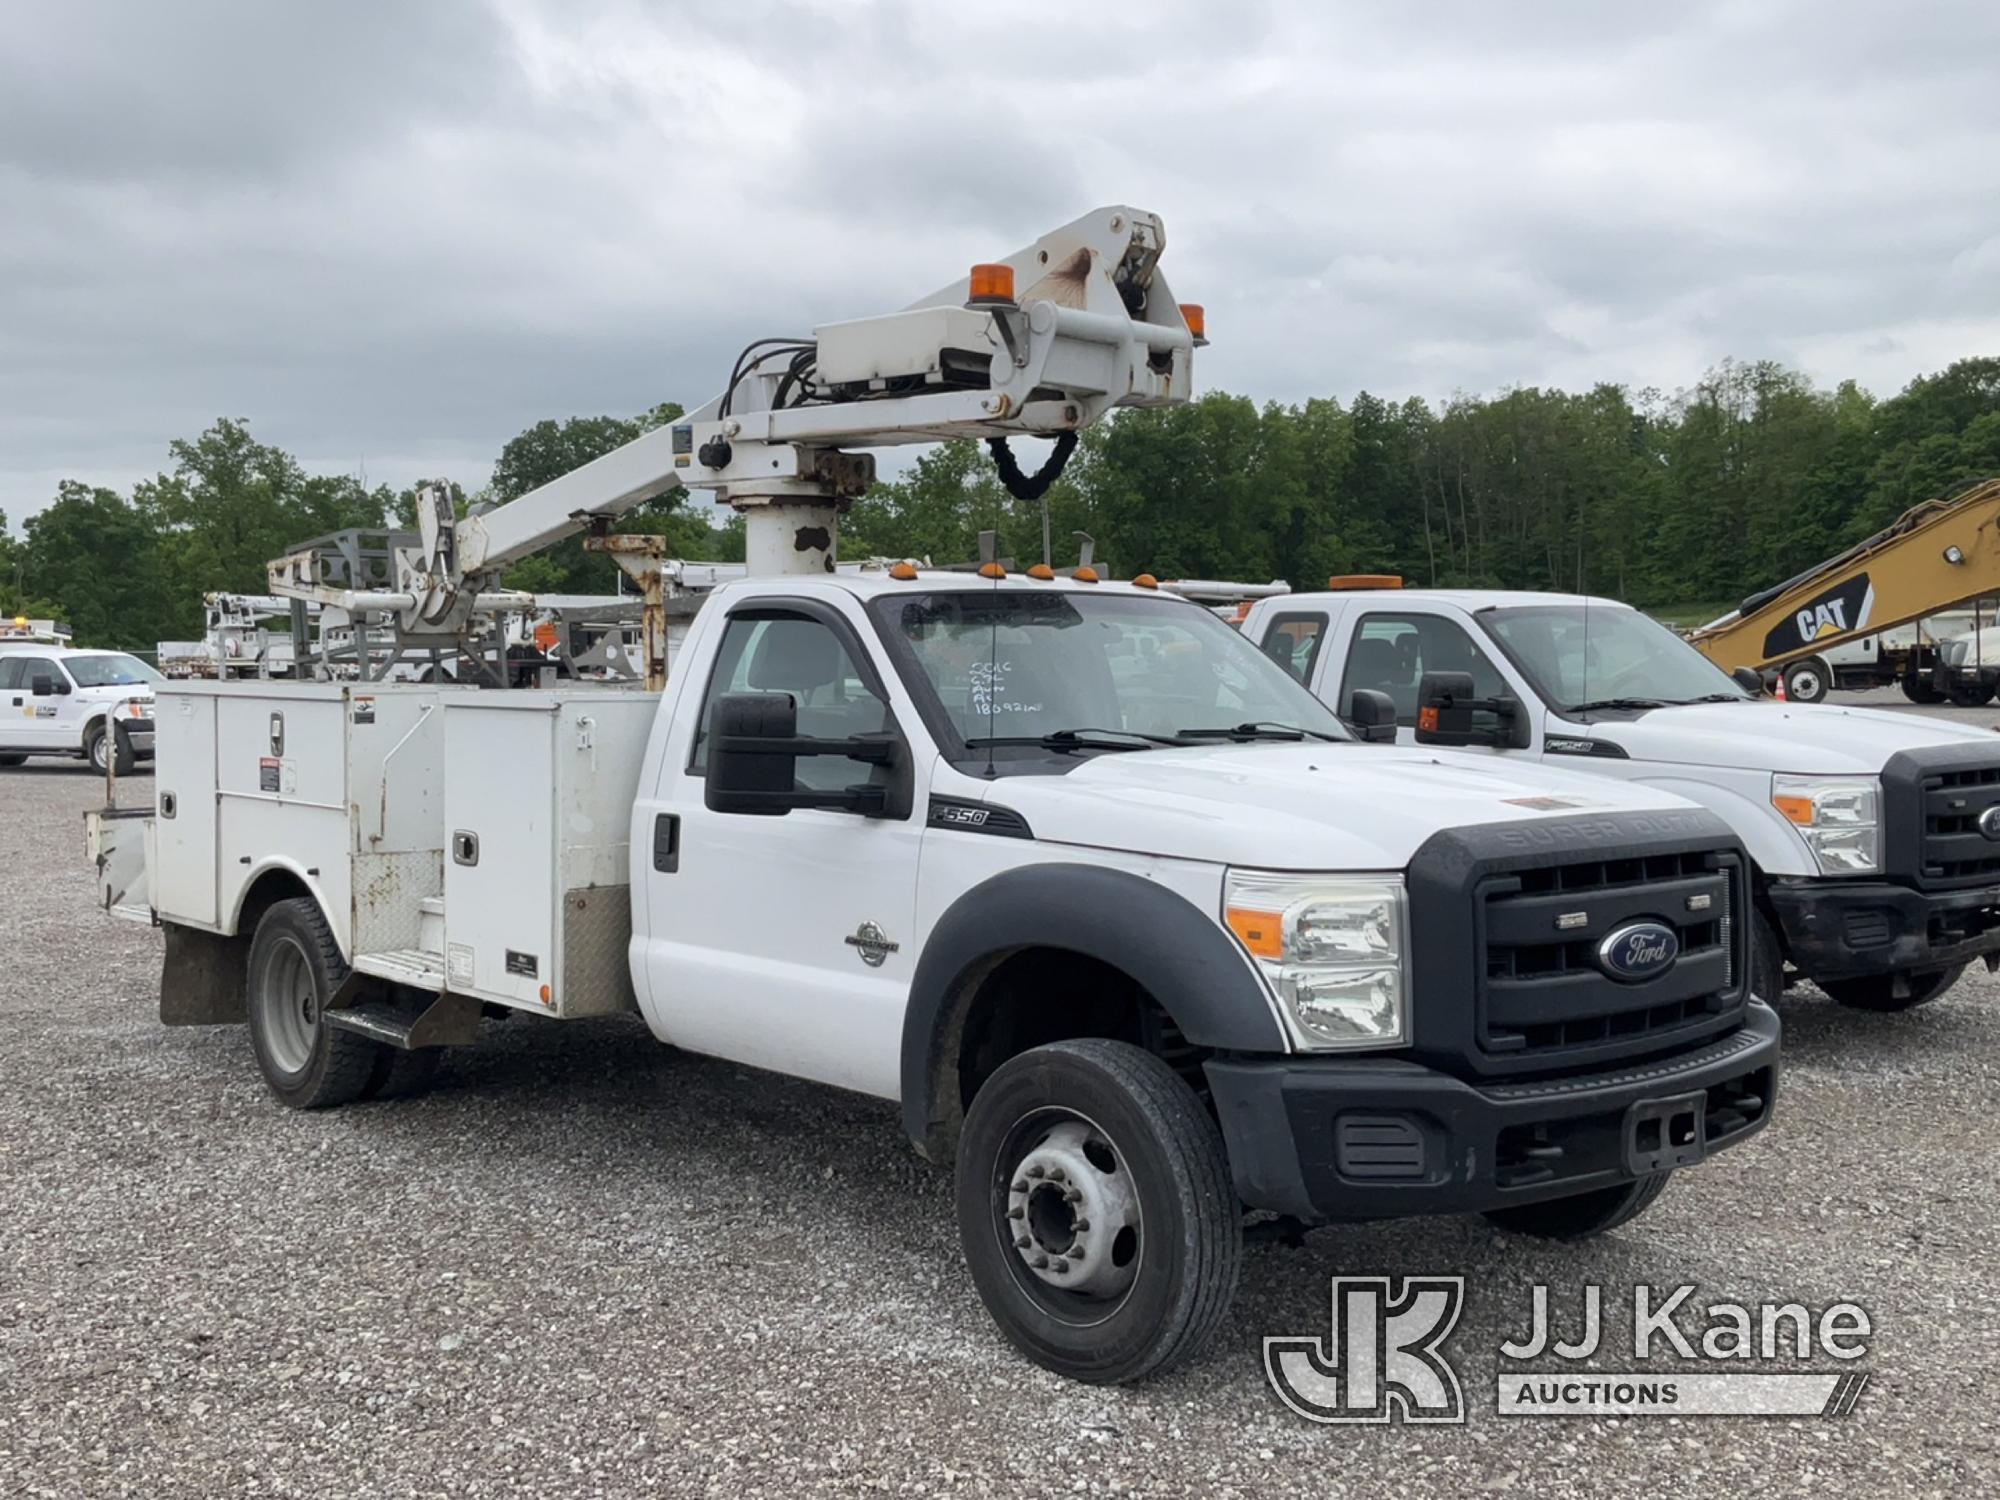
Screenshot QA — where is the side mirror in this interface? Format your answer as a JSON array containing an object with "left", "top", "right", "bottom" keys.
[
  {"left": 30, "top": 675, "right": 58, "bottom": 698},
  {"left": 1731, "top": 666, "right": 1764, "bottom": 696},
  {"left": 1346, "top": 688, "right": 1400, "bottom": 743},
  {"left": 1416, "top": 671, "right": 1525, "bottom": 748},
  {"left": 703, "top": 692, "right": 900, "bottom": 818}
]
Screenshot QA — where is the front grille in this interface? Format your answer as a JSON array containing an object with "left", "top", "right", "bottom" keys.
[
  {"left": 1477, "top": 850, "right": 1745, "bottom": 1066},
  {"left": 1919, "top": 764, "right": 2000, "bottom": 889}
]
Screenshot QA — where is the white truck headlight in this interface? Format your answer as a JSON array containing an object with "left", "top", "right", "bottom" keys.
[
  {"left": 1224, "top": 872, "right": 1408, "bottom": 1050},
  {"left": 1773, "top": 774, "right": 1881, "bottom": 875}
]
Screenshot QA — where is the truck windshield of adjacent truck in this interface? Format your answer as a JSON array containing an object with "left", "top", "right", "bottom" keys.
[{"left": 1481, "top": 605, "right": 1749, "bottom": 711}]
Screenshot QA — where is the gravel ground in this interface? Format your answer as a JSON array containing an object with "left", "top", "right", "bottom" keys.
[{"left": 5, "top": 691, "right": 2000, "bottom": 1497}]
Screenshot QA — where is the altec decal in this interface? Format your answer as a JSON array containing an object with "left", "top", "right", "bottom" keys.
[{"left": 1762, "top": 574, "right": 1875, "bottom": 659}]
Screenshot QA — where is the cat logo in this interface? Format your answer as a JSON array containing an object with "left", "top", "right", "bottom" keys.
[{"left": 1762, "top": 574, "right": 1874, "bottom": 659}]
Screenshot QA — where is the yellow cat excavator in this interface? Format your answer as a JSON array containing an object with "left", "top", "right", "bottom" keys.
[{"left": 1688, "top": 476, "right": 2000, "bottom": 703}]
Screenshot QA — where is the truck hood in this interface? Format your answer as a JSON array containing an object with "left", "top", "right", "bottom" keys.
[
  {"left": 1577, "top": 702, "right": 1996, "bottom": 773},
  {"left": 977, "top": 743, "right": 1713, "bottom": 870}
]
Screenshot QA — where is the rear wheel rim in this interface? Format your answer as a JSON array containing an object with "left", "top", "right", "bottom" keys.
[
  {"left": 89, "top": 733, "right": 107, "bottom": 769},
  {"left": 990, "top": 1107, "right": 1145, "bottom": 1327},
  {"left": 1790, "top": 668, "right": 1822, "bottom": 699},
  {"left": 255, "top": 936, "right": 318, "bottom": 1075}
]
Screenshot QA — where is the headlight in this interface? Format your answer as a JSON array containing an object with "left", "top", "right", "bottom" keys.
[
  {"left": 1772, "top": 774, "right": 1881, "bottom": 875},
  {"left": 1224, "top": 871, "right": 1408, "bottom": 1050}
]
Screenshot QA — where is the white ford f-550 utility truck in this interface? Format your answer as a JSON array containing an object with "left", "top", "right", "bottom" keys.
[
  {"left": 87, "top": 209, "right": 1777, "bottom": 1384},
  {"left": 1243, "top": 583, "right": 2000, "bottom": 1014}
]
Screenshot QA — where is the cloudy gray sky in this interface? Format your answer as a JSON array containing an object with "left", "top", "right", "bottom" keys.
[{"left": 5, "top": 0, "right": 1998, "bottom": 522}]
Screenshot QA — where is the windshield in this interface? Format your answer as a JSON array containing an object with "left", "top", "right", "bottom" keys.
[
  {"left": 1482, "top": 605, "right": 1745, "bottom": 711},
  {"left": 64, "top": 653, "right": 164, "bottom": 688},
  {"left": 871, "top": 589, "right": 1349, "bottom": 756}
]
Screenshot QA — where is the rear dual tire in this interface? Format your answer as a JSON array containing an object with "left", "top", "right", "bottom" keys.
[{"left": 247, "top": 898, "right": 444, "bottom": 1107}]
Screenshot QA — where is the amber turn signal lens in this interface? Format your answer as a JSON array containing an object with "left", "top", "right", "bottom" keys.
[
  {"left": 1773, "top": 794, "right": 1815, "bottom": 825},
  {"left": 1179, "top": 303, "right": 1206, "bottom": 340},
  {"left": 1327, "top": 574, "right": 1403, "bottom": 590},
  {"left": 968, "top": 262, "right": 1016, "bottom": 304},
  {"left": 1418, "top": 706, "right": 1439, "bottom": 733},
  {"left": 1225, "top": 907, "right": 1283, "bottom": 959}
]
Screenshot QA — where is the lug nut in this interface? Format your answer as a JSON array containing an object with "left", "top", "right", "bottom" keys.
[
  {"left": 1063, "top": 1189, "right": 1082, "bottom": 1204},
  {"left": 1032, "top": 1254, "right": 1049, "bottom": 1270},
  {"left": 1006, "top": 1206, "right": 1024, "bottom": 1220},
  {"left": 1012, "top": 1179, "right": 1028, "bottom": 1193},
  {"left": 1027, "top": 1165, "right": 1045, "bottom": 1179},
  {"left": 1068, "top": 1246, "right": 1087, "bottom": 1259},
  {"left": 1047, "top": 1167, "right": 1066, "bottom": 1183},
  {"left": 1049, "top": 1260, "right": 1070, "bottom": 1274},
  {"left": 1072, "top": 1219, "right": 1090, "bottom": 1232},
  {"left": 1015, "top": 1236, "right": 1031, "bottom": 1249}
]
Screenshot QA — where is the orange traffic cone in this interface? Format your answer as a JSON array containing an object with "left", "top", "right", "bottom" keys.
[{"left": 1772, "top": 670, "right": 1787, "bottom": 702}]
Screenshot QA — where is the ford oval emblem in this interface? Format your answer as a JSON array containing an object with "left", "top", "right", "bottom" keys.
[{"left": 1597, "top": 921, "right": 1679, "bottom": 983}]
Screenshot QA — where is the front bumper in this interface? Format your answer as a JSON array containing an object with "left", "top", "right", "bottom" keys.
[
  {"left": 1769, "top": 877, "right": 2000, "bottom": 981},
  {"left": 1204, "top": 1001, "right": 1779, "bottom": 1221}
]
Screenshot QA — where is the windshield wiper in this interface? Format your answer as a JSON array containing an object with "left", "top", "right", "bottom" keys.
[
  {"left": 1668, "top": 693, "right": 1750, "bottom": 704},
  {"left": 1175, "top": 720, "right": 1343, "bottom": 743},
  {"left": 1567, "top": 697, "right": 1669, "bottom": 713},
  {"left": 963, "top": 727, "right": 1183, "bottom": 753}
]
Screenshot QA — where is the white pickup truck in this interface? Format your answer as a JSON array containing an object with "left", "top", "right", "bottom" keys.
[
  {"left": 1243, "top": 584, "right": 2000, "bottom": 1013},
  {"left": 0, "top": 638, "right": 159, "bottom": 772},
  {"left": 91, "top": 570, "right": 1779, "bottom": 1383}
]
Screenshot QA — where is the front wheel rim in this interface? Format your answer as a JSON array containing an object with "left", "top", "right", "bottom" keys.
[
  {"left": 255, "top": 936, "right": 319, "bottom": 1075},
  {"left": 991, "top": 1108, "right": 1145, "bottom": 1325},
  {"left": 90, "top": 734, "right": 107, "bottom": 768}
]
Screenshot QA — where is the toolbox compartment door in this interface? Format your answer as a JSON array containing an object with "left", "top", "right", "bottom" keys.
[
  {"left": 443, "top": 702, "right": 558, "bottom": 1009},
  {"left": 152, "top": 689, "right": 219, "bottom": 927}
]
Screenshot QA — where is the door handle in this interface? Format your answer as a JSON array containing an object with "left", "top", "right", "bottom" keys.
[{"left": 653, "top": 813, "right": 680, "bottom": 873}]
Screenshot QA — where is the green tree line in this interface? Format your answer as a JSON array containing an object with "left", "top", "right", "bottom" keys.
[{"left": 5, "top": 356, "right": 1998, "bottom": 651}]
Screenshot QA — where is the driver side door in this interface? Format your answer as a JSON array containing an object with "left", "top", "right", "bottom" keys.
[
  {"left": 1333, "top": 611, "right": 1540, "bottom": 759},
  {"left": 636, "top": 596, "right": 931, "bottom": 1100},
  {"left": 3, "top": 656, "right": 66, "bottom": 750}
]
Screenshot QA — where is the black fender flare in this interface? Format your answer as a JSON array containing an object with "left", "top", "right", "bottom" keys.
[{"left": 899, "top": 862, "right": 1286, "bottom": 1158}]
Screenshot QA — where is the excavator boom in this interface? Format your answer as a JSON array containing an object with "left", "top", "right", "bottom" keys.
[{"left": 1689, "top": 477, "right": 2000, "bottom": 675}]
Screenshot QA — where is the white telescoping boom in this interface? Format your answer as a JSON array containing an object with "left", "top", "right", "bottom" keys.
[{"left": 267, "top": 205, "right": 1200, "bottom": 662}]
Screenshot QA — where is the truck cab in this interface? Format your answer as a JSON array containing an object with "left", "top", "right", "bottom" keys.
[
  {"left": 1242, "top": 584, "right": 2000, "bottom": 1013},
  {"left": 0, "top": 626, "right": 159, "bottom": 773}
]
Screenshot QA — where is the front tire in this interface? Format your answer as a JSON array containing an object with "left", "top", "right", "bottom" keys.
[
  {"left": 1484, "top": 1173, "right": 1672, "bottom": 1240},
  {"left": 955, "top": 1039, "right": 1242, "bottom": 1385},
  {"left": 1820, "top": 965, "right": 1965, "bottom": 1012},
  {"left": 86, "top": 723, "right": 136, "bottom": 775},
  {"left": 1748, "top": 908, "right": 1785, "bottom": 1004},
  {"left": 1902, "top": 675, "right": 1947, "bottom": 705},
  {"left": 247, "top": 898, "right": 383, "bottom": 1108},
  {"left": 1782, "top": 658, "right": 1830, "bottom": 704}
]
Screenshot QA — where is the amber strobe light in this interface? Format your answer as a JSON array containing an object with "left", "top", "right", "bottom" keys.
[
  {"left": 967, "top": 263, "right": 1016, "bottom": 305},
  {"left": 1180, "top": 303, "right": 1207, "bottom": 345}
]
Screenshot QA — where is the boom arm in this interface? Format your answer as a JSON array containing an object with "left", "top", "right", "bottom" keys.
[
  {"left": 1689, "top": 477, "right": 2000, "bottom": 673},
  {"left": 270, "top": 205, "right": 1197, "bottom": 628}
]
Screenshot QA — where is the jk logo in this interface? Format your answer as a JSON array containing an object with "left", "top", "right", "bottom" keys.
[{"left": 1264, "top": 1276, "right": 1466, "bottom": 1424}]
